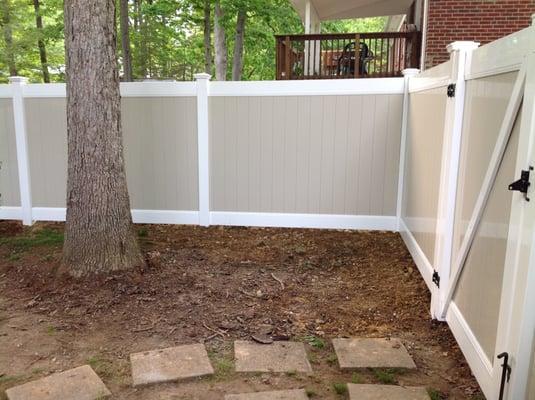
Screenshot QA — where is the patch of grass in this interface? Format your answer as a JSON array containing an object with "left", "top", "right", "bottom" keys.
[
  {"left": 0, "top": 374, "right": 26, "bottom": 384},
  {"left": 332, "top": 382, "right": 348, "bottom": 395},
  {"left": 373, "top": 368, "right": 396, "bottom": 384},
  {"left": 7, "top": 253, "right": 21, "bottom": 262},
  {"left": 138, "top": 228, "right": 149, "bottom": 238},
  {"left": 326, "top": 353, "right": 338, "bottom": 365},
  {"left": 304, "top": 335, "right": 325, "bottom": 349},
  {"left": 46, "top": 325, "right": 56, "bottom": 335},
  {"left": 427, "top": 388, "right": 443, "bottom": 400},
  {"left": 351, "top": 372, "right": 364, "bottom": 384},
  {"left": 208, "top": 352, "right": 234, "bottom": 381},
  {"left": 0, "top": 228, "right": 63, "bottom": 252},
  {"left": 87, "top": 355, "right": 115, "bottom": 379},
  {"left": 305, "top": 388, "right": 317, "bottom": 397}
]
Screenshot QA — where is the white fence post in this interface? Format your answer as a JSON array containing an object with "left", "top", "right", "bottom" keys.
[
  {"left": 195, "top": 73, "right": 211, "bottom": 227},
  {"left": 432, "top": 41, "right": 479, "bottom": 319},
  {"left": 9, "top": 76, "right": 33, "bottom": 226},
  {"left": 397, "top": 68, "right": 420, "bottom": 231}
]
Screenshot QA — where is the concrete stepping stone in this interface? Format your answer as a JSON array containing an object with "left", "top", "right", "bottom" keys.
[
  {"left": 225, "top": 389, "right": 308, "bottom": 400},
  {"left": 332, "top": 338, "right": 416, "bottom": 369},
  {"left": 5, "top": 365, "right": 111, "bottom": 400},
  {"left": 348, "top": 384, "right": 429, "bottom": 399},
  {"left": 130, "top": 343, "right": 214, "bottom": 386},
  {"left": 234, "top": 340, "right": 312, "bottom": 373}
]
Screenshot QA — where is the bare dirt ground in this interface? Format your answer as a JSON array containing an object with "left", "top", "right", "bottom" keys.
[{"left": 0, "top": 221, "right": 483, "bottom": 399}]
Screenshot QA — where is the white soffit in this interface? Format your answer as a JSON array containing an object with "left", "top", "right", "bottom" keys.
[{"left": 291, "top": 0, "right": 414, "bottom": 21}]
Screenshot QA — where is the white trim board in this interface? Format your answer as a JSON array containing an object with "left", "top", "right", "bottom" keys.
[
  {"left": 209, "top": 78, "right": 405, "bottom": 97},
  {"left": 0, "top": 206, "right": 22, "bottom": 220},
  {"left": 447, "top": 301, "right": 494, "bottom": 399},
  {"left": 399, "top": 218, "right": 434, "bottom": 291},
  {"left": 210, "top": 212, "right": 397, "bottom": 231},
  {"left": 19, "top": 82, "right": 197, "bottom": 98}
]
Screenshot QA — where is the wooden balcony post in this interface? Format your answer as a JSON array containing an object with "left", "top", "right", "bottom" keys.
[
  {"left": 285, "top": 36, "right": 291, "bottom": 80},
  {"left": 354, "top": 34, "right": 360, "bottom": 78}
]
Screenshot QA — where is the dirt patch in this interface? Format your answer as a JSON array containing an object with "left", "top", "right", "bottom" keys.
[{"left": 0, "top": 221, "right": 483, "bottom": 399}]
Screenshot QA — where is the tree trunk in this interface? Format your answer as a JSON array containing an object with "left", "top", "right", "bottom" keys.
[
  {"left": 0, "top": 0, "right": 17, "bottom": 76},
  {"left": 213, "top": 0, "right": 227, "bottom": 81},
  {"left": 119, "top": 0, "right": 133, "bottom": 81},
  {"left": 62, "top": 0, "right": 144, "bottom": 277},
  {"left": 231, "top": 9, "right": 246, "bottom": 81},
  {"left": 33, "top": 0, "right": 50, "bottom": 82},
  {"left": 203, "top": 0, "right": 211, "bottom": 75}
]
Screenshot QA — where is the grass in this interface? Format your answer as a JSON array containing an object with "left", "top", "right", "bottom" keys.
[
  {"left": 372, "top": 368, "right": 397, "bottom": 384},
  {"left": 304, "top": 335, "right": 325, "bottom": 349},
  {"left": 46, "top": 325, "right": 56, "bottom": 335},
  {"left": 0, "top": 374, "right": 25, "bottom": 385},
  {"left": 332, "top": 382, "right": 348, "bottom": 395},
  {"left": 305, "top": 388, "right": 317, "bottom": 397},
  {"left": 0, "top": 228, "right": 63, "bottom": 254},
  {"left": 427, "top": 388, "right": 443, "bottom": 400},
  {"left": 351, "top": 372, "right": 364, "bottom": 384},
  {"left": 87, "top": 355, "right": 115, "bottom": 379},
  {"left": 207, "top": 350, "right": 234, "bottom": 381},
  {"left": 326, "top": 353, "right": 338, "bottom": 365},
  {"left": 138, "top": 228, "right": 149, "bottom": 238}
]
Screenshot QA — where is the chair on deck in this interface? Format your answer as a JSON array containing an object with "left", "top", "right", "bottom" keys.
[{"left": 337, "top": 41, "right": 373, "bottom": 77}]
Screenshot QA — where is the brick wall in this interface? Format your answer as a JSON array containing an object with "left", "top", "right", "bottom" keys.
[{"left": 425, "top": 0, "right": 535, "bottom": 68}]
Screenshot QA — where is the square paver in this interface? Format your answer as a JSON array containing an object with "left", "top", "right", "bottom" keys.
[
  {"left": 332, "top": 338, "right": 416, "bottom": 369},
  {"left": 130, "top": 344, "right": 214, "bottom": 386},
  {"left": 5, "top": 365, "right": 111, "bottom": 400},
  {"left": 225, "top": 389, "right": 309, "bottom": 400},
  {"left": 234, "top": 341, "right": 312, "bottom": 373},
  {"left": 348, "top": 384, "right": 429, "bottom": 399}
]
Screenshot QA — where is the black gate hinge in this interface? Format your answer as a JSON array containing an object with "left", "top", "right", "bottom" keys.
[
  {"left": 432, "top": 271, "right": 440, "bottom": 288},
  {"left": 509, "top": 166, "right": 532, "bottom": 202},
  {"left": 447, "top": 83, "right": 456, "bottom": 97}
]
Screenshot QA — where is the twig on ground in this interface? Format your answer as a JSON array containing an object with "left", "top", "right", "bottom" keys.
[
  {"left": 271, "top": 273, "right": 284, "bottom": 289},
  {"left": 202, "top": 322, "right": 226, "bottom": 338}
]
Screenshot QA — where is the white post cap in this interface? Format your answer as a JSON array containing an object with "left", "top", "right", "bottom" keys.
[
  {"left": 402, "top": 68, "right": 420, "bottom": 77},
  {"left": 8, "top": 76, "right": 28, "bottom": 84},
  {"left": 531, "top": 13, "right": 535, "bottom": 25},
  {"left": 194, "top": 73, "right": 212, "bottom": 80},
  {"left": 446, "top": 41, "right": 480, "bottom": 53}
]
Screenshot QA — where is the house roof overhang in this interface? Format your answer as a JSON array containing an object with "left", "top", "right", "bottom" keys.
[{"left": 291, "top": 0, "right": 414, "bottom": 21}]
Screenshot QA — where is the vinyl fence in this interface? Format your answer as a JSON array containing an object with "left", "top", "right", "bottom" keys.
[{"left": 1, "top": 22, "right": 535, "bottom": 400}]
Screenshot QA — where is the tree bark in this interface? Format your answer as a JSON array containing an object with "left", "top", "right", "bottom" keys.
[
  {"left": 119, "top": 0, "right": 133, "bottom": 81},
  {"left": 33, "top": 0, "right": 50, "bottom": 82},
  {"left": 213, "top": 0, "right": 227, "bottom": 81},
  {"left": 62, "top": 0, "right": 144, "bottom": 277},
  {"left": 231, "top": 9, "right": 246, "bottom": 81},
  {"left": 203, "top": 0, "right": 211, "bottom": 75},
  {"left": 138, "top": 0, "right": 148, "bottom": 78},
  {"left": 0, "top": 0, "right": 17, "bottom": 76}
]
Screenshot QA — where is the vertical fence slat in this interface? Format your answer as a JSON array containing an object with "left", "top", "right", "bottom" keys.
[{"left": 195, "top": 73, "right": 211, "bottom": 226}]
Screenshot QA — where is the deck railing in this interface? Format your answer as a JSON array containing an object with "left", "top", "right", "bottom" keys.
[{"left": 275, "top": 31, "right": 421, "bottom": 80}]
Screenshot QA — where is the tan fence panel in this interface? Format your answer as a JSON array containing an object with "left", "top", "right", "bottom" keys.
[
  {"left": 452, "top": 71, "right": 520, "bottom": 360},
  {"left": 209, "top": 94, "right": 403, "bottom": 215},
  {"left": 0, "top": 99, "right": 20, "bottom": 207},
  {"left": 402, "top": 87, "right": 447, "bottom": 264},
  {"left": 122, "top": 97, "right": 198, "bottom": 211},
  {"left": 23, "top": 97, "right": 198, "bottom": 211}
]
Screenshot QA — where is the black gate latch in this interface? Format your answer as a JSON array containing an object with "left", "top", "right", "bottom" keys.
[
  {"left": 508, "top": 166, "right": 532, "bottom": 201},
  {"left": 497, "top": 352, "right": 512, "bottom": 400}
]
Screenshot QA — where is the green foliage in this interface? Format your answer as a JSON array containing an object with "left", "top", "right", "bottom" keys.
[
  {"left": 304, "top": 335, "right": 325, "bottom": 349},
  {"left": 0, "top": 228, "right": 64, "bottom": 251},
  {"left": 0, "top": 0, "right": 388, "bottom": 82},
  {"left": 372, "top": 368, "right": 397, "bottom": 384},
  {"left": 351, "top": 372, "right": 364, "bottom": 384},
  {"left": 332, "top": 382, "right": 347, "bottom": 395},
  {"left": 427, "top": 388, "right": 444, "bottom": 400}
]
